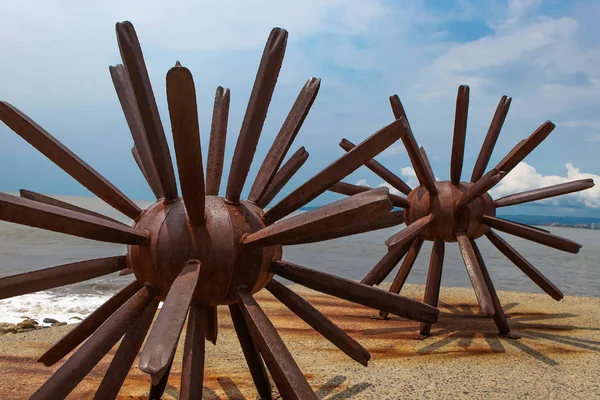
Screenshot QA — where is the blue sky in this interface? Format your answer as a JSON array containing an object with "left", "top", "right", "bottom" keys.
[{"left": 1, "top": 0, "right": 600, "bottom": 216}]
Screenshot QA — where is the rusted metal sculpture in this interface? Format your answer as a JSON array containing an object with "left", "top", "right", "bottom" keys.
[
  {"left": 0, "top": 22, "right": 439, "bottom": 399},
  {"left": 330, "top": 86, "right": 594, "bottom": 338}
]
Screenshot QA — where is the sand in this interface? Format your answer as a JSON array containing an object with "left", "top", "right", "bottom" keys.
[{"left": 0, "top": 283, "right": 599, "bottom": 399}]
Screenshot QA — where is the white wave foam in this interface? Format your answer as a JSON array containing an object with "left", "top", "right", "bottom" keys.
[{"left": 0, "top": 292, "right": 112, "bottom": 325}]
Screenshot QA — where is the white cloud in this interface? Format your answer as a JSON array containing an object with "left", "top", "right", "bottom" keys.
[
  {"left": 489, "top": 161, "right": 600, "bottom": 208},
  {"left": 355, "top": 178, "right": 368, "bottom": 186}
]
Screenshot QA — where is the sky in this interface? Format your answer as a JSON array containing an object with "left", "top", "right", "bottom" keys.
[{"left": 1, "top": 0, "right": 600, "bottom": 217}]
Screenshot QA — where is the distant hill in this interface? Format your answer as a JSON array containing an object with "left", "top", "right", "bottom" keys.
[{"left": 497, "top": 214, "right": 600, "bottom": 228}]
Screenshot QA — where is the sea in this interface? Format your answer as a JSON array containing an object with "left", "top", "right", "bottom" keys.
[{"left": 1, "top": 195, "right": 598, "bottom": 326}]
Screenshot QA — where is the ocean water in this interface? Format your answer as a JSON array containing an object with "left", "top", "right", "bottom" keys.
[{"left": 1, "top": 195, "right": 598, "bottom": 325}]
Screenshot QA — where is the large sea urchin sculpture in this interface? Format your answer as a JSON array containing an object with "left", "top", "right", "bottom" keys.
[
  {"left": 0, "top": 22, "right": 439, "bottom": 399},
  {"left": 329, "top": 86, "right": 594, "bottom": 338}
]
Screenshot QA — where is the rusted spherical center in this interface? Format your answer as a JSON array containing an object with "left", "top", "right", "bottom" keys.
[
  {"left": 405, "top": 181, "right": 496, "bottom": 242},
  {"left": 127, "top": 196, "right": 282, "bottom": 305}
]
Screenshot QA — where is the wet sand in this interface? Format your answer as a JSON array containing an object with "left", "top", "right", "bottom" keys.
[{"left": 0, "top": 283, "right": 598, "bottom": 399}]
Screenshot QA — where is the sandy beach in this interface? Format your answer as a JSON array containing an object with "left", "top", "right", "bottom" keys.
[{"left": 0, "top": 283, "right": 598, "bottom": 399}]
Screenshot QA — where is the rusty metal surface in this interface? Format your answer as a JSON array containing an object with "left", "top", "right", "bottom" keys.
[
  {"left": 93, "top": 299, "right": 159, "bottom": 400},
  {"left": 205, "top": 86, "right": 230, "bottom": 196},
  {"left": 0, "top": 192, "right": 147, "bottom": 245},
  {"left": 385, "top": 213, "right": 435, "bottom": 247},
  {"left": 486, "top": 231, "right": 564, "bottom": 300},
  {"left": 179, "top": 302, "right": 207, "bottom": 400},
  {"left": 483, "top": 215, "right": 581, "bottom": 253},
  {"left": 350, "top": 84, "right": 592, "bottom": 337},
  {"left": 450, "top": 85, "right": 469, "bottom": 185},
  {"left": 249, "top": 77, "right": 320, "bottom": 203},
  {"left": 470, "top": 95, "right": 511, "bottom": 182},
  {"left": 243, "top": 188, "right": 393, "bottom": 248},
  {"left": 266, "top": 279, "right": 370, "bottom": 366},
  {"left": 29, "top": 286, "right": 154, "bottom": 399},
  {"left": 139, "top": 261, "right": 201, "bottom": 384},
  {"left": 0, "top": 20, "right": 448, "bottom": 399},
  {"left": 149, "top": 358, "right": 173, "bottom": 400},
  {"left": 256, "top": 146, "right": 308, "bottom": 208},
  {"left": 131, "top": 146, "right": 163, "bottom": 200},
  {"left": 456, "top": 233, "right": 494, "bottom": 317},
  {"left": 0, "top": 256, "right": 127, "bottom": 301},
  {"left": 272, "top": 261, "right": 439, "bottom": 324},
  {"left": 229, "top": 303, "right": 272, "bottom": 399},
  {"left": 495, "top": 178, "right": 595, "bottom": 208},
  {"left": 19, "top": 189, "right": 125, "bottom": 225},
  {"left": 110, "top": 64, "right": 163, "bottom": 201},
  {"left": 116, "top": 21, "right": 179, "bottom": 201},
  {"left": 236, "top": 288, "right": 317, "bottom": 400},
  {"left": 226, "top": 28, "right": 287, "bottom": 203},
  {"left": 206, "top": 305, "right": 219, "bottom": 345},
  {"left": 265, "top": 118, "right": 407, "bottom": 223},
  {"left": 471, "top": 239, "right": 510, "bottom": 334},
  {"left": 1, "top": 286, "right": 599, "bottom": 399},
  {"left": 0, "top": 102, "right": 142, "bottom": 220},
  {"left": 495, "top": 120, "right": 555, "bottom": 174},
  {"left": 419, "top": 240, "right": 444, "bottom": 336},
  {"left": 328, "top": 181, "right": 409, "bottom": 208},
  {"left": 167, "top": 63, "right": 206, "bottom": 226},
  {"left": 339, "top": 138, "right": 412, "bottom": 195},
  {"left": 361, "top": 239, "right": 413, "bottom": 287},
  {"left": 379, "top": 238, "right": 424, "bottom": 319},
  {"left": 38, "top": 281, "right": 142, "bottom": 367}
]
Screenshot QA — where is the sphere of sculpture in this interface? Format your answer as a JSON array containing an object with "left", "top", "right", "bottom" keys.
[
  {"left": 129, "top": 196, "right": 281, "bottom": 304},
  {"left": 405, "top": 181, "right": 495, "bottom": 242}
]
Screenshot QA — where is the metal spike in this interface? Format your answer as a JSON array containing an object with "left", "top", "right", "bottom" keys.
[
  {"left": 229, "top": 304, "right": 272, "bottom": 399},
  {"left": 385, "top": 214, "right": 435, "bottom": 247},
  {"left": 483, "top": 215, "right": 581, "bottom": 254},
  {"left": 494, "top": 120, "right": 555, "bottom": 174},
  {"left": 29, "top": 286, "right": 154, "bottom": 400},
  {"left": 110, "top": 64, "right": 163, "bottom": 199},
  {"left": 19, "top": 189, "right": 124, "bottom": 225},
  {"left": 167, "top": 63, "right": 205, "bottom": 225},
  {"left": 205, "top": 87, "right": 230, "bottom": 196},
  {"left": 139, "top": 261, "right": 201, "bottom": 384},
  {"left": 265, "top": 118, "right": 407, "bottom": 222},
  {"left": 456, "top": 233, "right": 494, "bottom": 316},
  {"left": 471, "top": 96, "right": 511, "bottom": 182},
  {"left": 249, "top": 77, "right": 320, "bottom": 203},
  {"left": 243, "top": 188, "right": 393, "bottom": 248},
  {"left": 471, "top": 239, "right": 510, "bottom": 334},
  {"left": 0, "top": 192, "right": 147, "bottom": 245},
  {"left": 361, "top": 239, "right": 413, "bottom": 287},
  {"left": 0, "top": 256, "right": 128, "bottom": 301},
  {"left": 257, "top": 147, "right": 308, "bottom": 208},
  {"left": 39, "top": 281, "right": 142, "bottom": 366},
  {"left": 93, "top": 300, "right": 159, "bottom": 400},
  {"left": 486, "top": 231, "right": 563, "bottom": 300},
  {"left": 0, "top": 101, "right": 142, "bottom": 219},
  {"left": 379, "top": 238, "right": 424, "bottom": 319},
  {"left": 494, "top": 178, "right": 595, "bottom": 208},
  {"left": 180, "top": 303, "right": 207, "bottom": 399},
  {"left": 419, "top": 240, "right": 445, "bottom": 336},
  {"left": 116, "top": 21, "right": 179, "bottom": 200},
  {"left": 272, "top": 260, "right": 438, "bottom": 323},
  {"left": 267, "top": 279, "right": 370, "bottom": 366},
  {"left": 226, "top": 28, "right": 288, "bottom": 203},
  {"left": 327, "top": 181, "right": 409, "bottom": 208},
  {"left": 339, "top": 138, "right": 412, "bottom": 195},
  {"left": 450, "top": 85, "right": 469, "bottom": 185}
]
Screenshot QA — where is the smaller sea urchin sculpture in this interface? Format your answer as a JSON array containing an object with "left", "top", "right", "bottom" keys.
[
  {"left": 0, "top": 22, "right": 438, "bottom": 399},
  {"left": 329, "top": 86, "right": 594, "bottom": 338}
]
